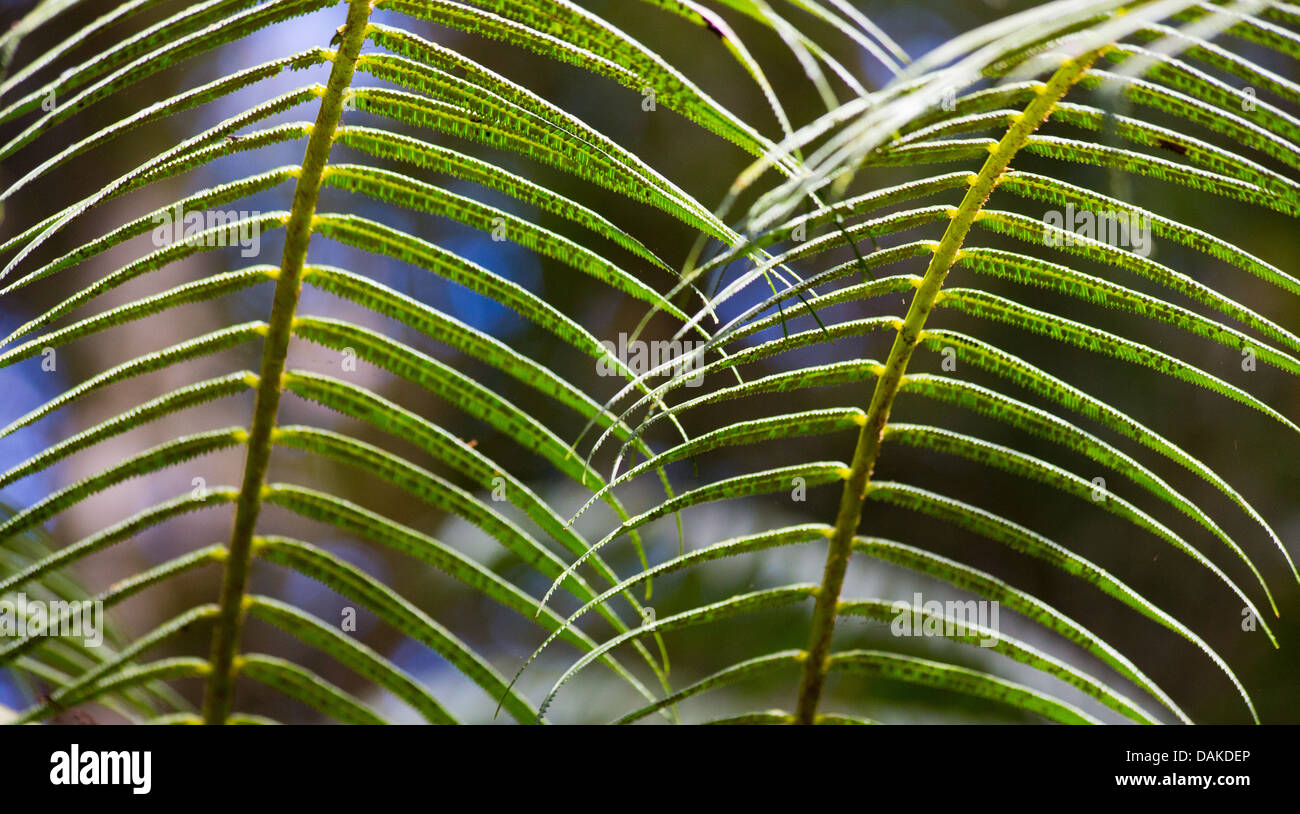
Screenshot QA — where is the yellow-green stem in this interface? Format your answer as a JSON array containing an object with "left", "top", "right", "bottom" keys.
[
  {"left": 792, "top": 50, "right": 1102, "bottom": 725},
  {"left": 201, "top": 0, "right": 372, "bottom": 725}
]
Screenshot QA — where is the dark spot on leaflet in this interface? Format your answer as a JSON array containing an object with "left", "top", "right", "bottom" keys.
[
  {"left": 40, "top": 691, "right": 96, "bottom": 724},
  {"left": 1154, "top": 138, "right": 1188, "bottom": 156},
  {"left": 703, "top": 18, "right": 725, "bottom": 38}
]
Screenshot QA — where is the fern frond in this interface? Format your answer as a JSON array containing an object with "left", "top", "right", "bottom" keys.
[{"left": 3, "top": 0, "right": 1294, "bottom": 727}]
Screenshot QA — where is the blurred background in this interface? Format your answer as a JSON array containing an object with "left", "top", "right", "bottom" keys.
[{"left": 0, "top": 0, "right": 1296, "bottom": 723}]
